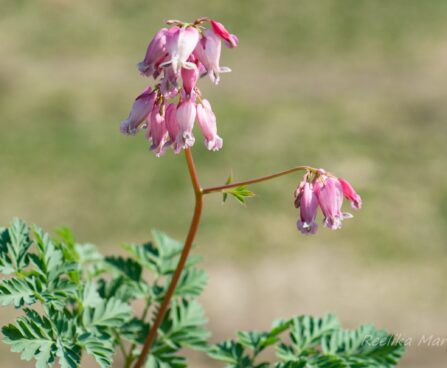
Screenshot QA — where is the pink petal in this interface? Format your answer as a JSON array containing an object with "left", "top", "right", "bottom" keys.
[
  {"left": 338, "top": 178, "right": 362, "bottom": 209},
  {"left": 210, "top": 20, "right": 239, "bottom": 48},
  {"left": 120, "top": 87, "right": 155, "bottom": 135}
]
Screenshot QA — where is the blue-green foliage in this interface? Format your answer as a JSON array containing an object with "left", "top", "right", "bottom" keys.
[
  {"left": 0, "top": 219, "right": 404, "bottom": 367},
  {"left": 210, "top": 315, "right": 405, "bottom": 368},
  {"left": 0, "top": 219, "right": 209, "bottom": 367}
]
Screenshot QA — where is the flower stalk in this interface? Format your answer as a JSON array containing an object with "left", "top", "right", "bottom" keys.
[
  {"left": 202, "top": 165, "right": 315, "bottom": 194},
  {"left": 133, "top": 148, "right": 203, "bottom": 368}
]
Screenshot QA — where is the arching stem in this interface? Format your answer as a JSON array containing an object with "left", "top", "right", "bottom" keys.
[{"left": 202, "top": 165, "right": 315, "bottom": 194}]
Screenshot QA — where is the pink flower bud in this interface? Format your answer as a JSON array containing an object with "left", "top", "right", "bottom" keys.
[
  {"left": 196, "top": 99, "right": 223, "bottom": 151},
  {"left": 160, "top": 66, "right": 179, "bottom": 98},
  {"left": 210, "top": 20, "right": 239, "bottom": 48},
  {"left": 175, "top": 100, "right": 196, "bottom": 149},
  {"left": 165, "top": 103, "right": 182, "bottom": 154},
  {"left": 120, "top": 87, "right": 155, "bottom": 135},
  {"left": 162, "top": 26, "right": 200, "bottom": 74},
  {"left": 194, "top": 29, "right": 231, "bottom": 85},
  {"left": 149, "top": 104, "right": 168, "bottom": 157},
  {"left": 181, "top": 65, "right": 199, "bottom": 97},
  {"left": 138, "top": 28, "right": 169, "bottom": 78},
  {"left": 315, "top": 175, "right": 352, "bottom": 230},
  {"left": 295, "top": 181, "right": 318, "bottom": 235},
  {"left": 338, "top": 178, "right": 362, "bottom": 209}
]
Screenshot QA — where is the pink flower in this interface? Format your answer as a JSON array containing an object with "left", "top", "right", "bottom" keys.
[
  {"left": 210, "top": 20, "right": 239, "bottom": 48},
  {"left": 160, "top": 66, "right": 179, "bottom": 98},
  {"left": 181, "top": 65, "right": 199, "bottom": 97},
  {"left": 138, "top": 28, "right": 169, "bottom": 78},
  {"left": 294, "top": 180, "right": 318, "bottom": 235},
  {"left": 165, "top": 103, "right": 182, "bottom": 154},
  {"left": 194, "top": 29, "right": 231, "bottom": 85},
  {"left": 314, "top": 175, "right": 352, "bottom": 230},
  {"left": 149, "top": 104, "right": 168, "bottom": 157},
  {"left": 161, "top": 26, "right": 200, "bottom": 74},
  {"left": 338, "top": 178, "right": 362, "bottom": 209},
  {"left": 196, "top": 99, "right": 223, "bottom": 151},
  {"left": 175, "top": 100, "right": 196, "bottom": 149},
  {"left": 120, "top": 87, "right": 155, "bottom": 135}
]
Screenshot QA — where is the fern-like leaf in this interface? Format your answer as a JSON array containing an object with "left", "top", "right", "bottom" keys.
[
  {"left": 2, "top": 309, "right": 56, "bottom": 367},
  {"left": 172, "top": 268, "right": 208, "bottom": 299},
  {"left": 79, "top": 332, "right": 114, "bottom": 368},
  {"left": 0, "top": 219, "right": 32, "bottom": 274},
  {"left": 83, "top": 297, "right": 132, "bottom": 330},
  {"left": 158, "top": 299, "right": 210, "bottom": 351},
  {"left": 0, "top": 278, "right": 36, "bottom": 308}
]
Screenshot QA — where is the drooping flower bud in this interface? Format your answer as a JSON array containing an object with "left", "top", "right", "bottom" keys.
[
  {"left": 210, "top": 20, "right": 239, "bottom": 48},
  {"left": 314, "top": 174, "right": 352, "bottom": 230},
  {"left": 196, "top": 99, "right": 223, "bottom": 151},
  {"left": 138, "top": 28, "right": 169, "bottom": 78},
  {"left": 120, "top": 87, "right": 156, "bottom": 135},
  {"left": 194, "top": 29, "right": 231, "bottom": 85},
  {"left": 165, "top": 103, "right": 182, "bottom": 154},
  {"left": 149, "top": 103, "right": 168, "bottom": 157},
  {"left": 175, "top": 100, "right": 196, "bottom": 149},
  {"left": 294, "top": 180, "right": 318, "bottom": 235},
  {"left": 181, "top": 65, "right": 199, "bottom": 97},
  {"left": 160, "top": 66, "right": 179, "bottom": 98},
  {"left": 338, "top": 178, "right": 362, "bottom": 209}
]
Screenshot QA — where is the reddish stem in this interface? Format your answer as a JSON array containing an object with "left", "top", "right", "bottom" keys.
[
  {"left": 202, "top": 165, "right": 313, "bottom": 194},
  {"left": 134, "top": 154, "right": 313, "bottom": 367},
  {"left": 133, "top": 148, "right": 203, "bottom": 368}
]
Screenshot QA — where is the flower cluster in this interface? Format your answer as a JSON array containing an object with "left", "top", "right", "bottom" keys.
[
  {"left": 294, "top": 169, "right": 362, "bottom": 234},
  {"left": 120, "top": 18, "right": 238, "bottom": 156}
]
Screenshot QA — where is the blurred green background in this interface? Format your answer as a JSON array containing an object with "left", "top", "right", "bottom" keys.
[{"left": 1, "top": 0, "right": 447, "bottom": 366}]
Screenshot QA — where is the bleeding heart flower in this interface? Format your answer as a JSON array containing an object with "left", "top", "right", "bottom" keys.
[
  {"left": 294, "top": 179, "right": 318, "bottom": 235},
  {"left": 196, "top": 99, "right": 223, "bottom": 151},
  {"left": 160, "top": 66, "right": 179, "bottom": 98},
  {"left": 120, "top": 87, "right": 156, "bottom": 135},
  {"left": 161, "top": 26, "right": 200, "bottom": 74},
  {"left": 175, "top": 100, "right": 196, "bottom": 149},
  {"left": 138, "top": 28, "right": 169, "bottom": 78},
  {"left": 148, "top": 103, "right": 168, "bottom": 157},
  {"left": 181, "top": 65, "right": 199, "bottom": 97},
  {"left": 165, "top": 103, "right": 182, "bottom": 154},
  {"left": 194, "top": 29, "right": 231, "bottom": 85},
  {"left": 314, "top": 173, "right": 352, "bottom": 230}
]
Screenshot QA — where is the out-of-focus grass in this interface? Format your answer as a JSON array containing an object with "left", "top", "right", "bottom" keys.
[{"left": 1, "top": 0, "right": 447, "bottom": 367}]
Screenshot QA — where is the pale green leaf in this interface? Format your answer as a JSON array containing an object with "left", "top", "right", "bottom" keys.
[
  {"left": 0, "top": 219, "right": 32, "bottom": 273},
  {"left": 0, "top": 278, "right": 36, "bottom": 308},
  {"left": 2, "top": 310, "right": 56, "bottom": 367},
  {"left": 224, "top": 186, "right": 255, "bottom": 205},
  {"left": 79, "top": 332, "right": 114, "bottom": 368},
  {"left": 172, "top": 268, "right": 208, "bottom": 298},
  {"left": 83, "top": 297, "right": 132, "bottom": 329}
]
